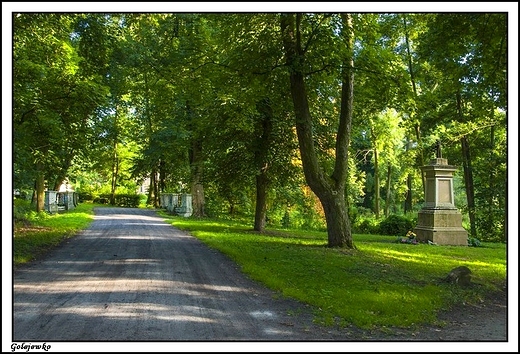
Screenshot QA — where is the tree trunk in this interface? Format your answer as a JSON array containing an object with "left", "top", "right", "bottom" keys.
[
  {"left": 320, "top": 192, "right": 352, "bottom": 247},
  {"left": 52, "top": 156, "right": 73, "bottom": 191},
  {"left": 405, "top": 174, "right": 413, "bottom": 213},
  {"left": 456, "top": 92, "right": 476, "bottom": 238},
  {"left": 488, "top": 124, "right": 495, "bottom": 229},
  {"left": 404, "top": 138, "right": 413, "bottom": 213},
  {"left": 110, "top": 147, "right": 118, "bottom": 205},
  {"left": 461, "top": 135, "right": 477, "bottom": 238},
  {"left": 53, "top": 178, "right": 65, "bottom": 192},
  {"left": 414, "top": 124, "right": 426, "bottom": 196},
  {"left": 281, "top": 13, "right": 354, "bottom": 248},
  {"left": 372, "top": 134, "right": 380, "bottom": 219},
  {"left": 110, "top": 103, "right": 120, "bottom": 205},
  {"left": 153, "top": 170, "right": 159, "bottom": 207},
  {"left": 385, "top": 164, "right": 392, "bottom": 217},
  {"left": 402, "top": 15, "right": 425, "bottom": 199},
  {"left": 189, "top": 138, "right": 205, "bottom": 217},
  {"left": 228, "top": 199, "right": 235, "bottom": 215},
  {"left": 147, "top": 168, "right": 158, "bottom": 207},
  {"left": 254, "top": 173, "right": 268, "bottom": 231},
  {"left": 34, "top": 163, "right": 45, "bottom": 212},
  {"left": 253, "top": 98, "right": 273, "bottom": 232},
  {"left": 191, "top": 181, "right": 204, "bottom": 217},
  {"left": 159, "top": 159, "right": 166, "bottom": 193}
]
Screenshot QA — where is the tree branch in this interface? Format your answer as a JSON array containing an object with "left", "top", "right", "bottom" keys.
[{"left": 302, "top": 14, "right": 332, "bottom": 55}]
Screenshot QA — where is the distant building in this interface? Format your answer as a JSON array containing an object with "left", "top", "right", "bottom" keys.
[{"left": 137, "top": 177, "right": 150, "bottom": 195}]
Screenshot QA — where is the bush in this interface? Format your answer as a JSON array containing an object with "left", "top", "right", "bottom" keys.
[
  {"left": 77, "top": 192, "right": 94, "bottom": 202},
  {"left": 353, "top": 217, "right": 379, "bottom": 234},
  {"left": 94, "top": 193, "right": 141, "bottom": 207},
  {"left": 113, "top": 194, "right": 141, "bottom": 207},
  {"left": 378, "top": 214, "right": 415, "bottom": 236},
  {"left": 468, "top": 237, "right": 482, "bottom": 247},
  {"left": 14, "top": 198, "right": 33, "bottom": 223},
  {"left": 13, "top": 198, "right": 51, "bottom": 224}
]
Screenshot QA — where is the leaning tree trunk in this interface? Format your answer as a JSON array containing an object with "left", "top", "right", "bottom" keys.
[
  {"left": 281, "top": 13, "right": 354, "bottom": 248},
  {"left": 402, "top": 14, "right": 425, "bottom": 198},
  {"left": 52, "top": 155, "right": 73, "bottom": 191}
]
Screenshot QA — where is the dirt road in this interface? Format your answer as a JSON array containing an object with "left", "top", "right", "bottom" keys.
[
  {"left": 12, "top": 207, "right": 512, "bottom": 348},
  {"left": 13, "top": 207, "right": 343, "bottom": 341}
]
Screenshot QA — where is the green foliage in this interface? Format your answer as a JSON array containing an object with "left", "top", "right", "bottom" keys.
[
  {"left": 378, "top": 214, "right": 416, "bottom": 236},
  {"left": 12, "top": 13, "right": 506, "bottom": 246},
  {"left": 354, "top": 218, "right": 380, "bottom": 235},
  {"left": 94, "top": 193, "right": 141, "bottom": 208},
  {"left": 13, "top": 199, "right": 34, "bottom": 224},
  {"left": 468, "top": 237, "right": 482, "bottom": 248},
  {"left": 77, "top": 192, "right": 94, "bottom": 202},
  {"left": 13, "top": 13, "right": 111, "bottom": 195}
]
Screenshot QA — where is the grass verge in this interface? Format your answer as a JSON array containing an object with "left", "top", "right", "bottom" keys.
[
  {"left": 161, "top": 213, "right": 506, "bottom": 330},
  {"left": 13, "top": 202, "right": 97, "bottom": 266}
]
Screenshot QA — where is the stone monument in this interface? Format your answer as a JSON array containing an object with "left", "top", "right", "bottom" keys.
[
  {"left": 414, "top": 141, "right": 468, "bottom": 245},
  {"left": 44, "top": 190, "right": 58, "bottom": 214},
  {"left": 159, "top": 193, "right": 192, "bottom": 217}
]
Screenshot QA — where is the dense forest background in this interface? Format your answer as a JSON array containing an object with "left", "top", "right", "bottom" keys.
[{"left": 9, "top": 8, "right": 512, "bottom": 245}]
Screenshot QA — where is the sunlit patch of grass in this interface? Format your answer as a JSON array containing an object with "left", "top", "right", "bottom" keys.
[
  {"left": 164, "top": 215, "right": 506, "bottom": 330},
  {"left": 13, "top": 203, "right": 96, "bottom": 267}
]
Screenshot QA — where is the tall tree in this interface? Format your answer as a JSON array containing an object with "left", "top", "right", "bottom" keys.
[
  {"left": 281, "top": 13, "right": 355, "bottom": 248},
  {"left": 13, "top": 13, "right": 109, "bottom": 211},
  {"left": 193, "top": 14, "right": 300, "bottom": 230}
]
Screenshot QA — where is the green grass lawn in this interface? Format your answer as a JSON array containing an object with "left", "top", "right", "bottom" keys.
[
  {"left": 162, "top": 213, "right": 506, "bottom": 330},
  {"left": 13, "top": 203, "right": 506, "bottom": 331}
]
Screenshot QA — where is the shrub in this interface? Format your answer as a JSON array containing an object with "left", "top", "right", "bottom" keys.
[
  {"left": 14, "top": 198, "right": 33, "bottom": 223},
  {"left": 468, "top": 237, "right": 482, "bottom": 247},
  {"left": 378, "top": 214, "right": 415, "bottom": 236},
  {"left": 94, "top": 193, "right": 141, "bottom": 207},
  {"left": 77, "top": 192, "right": 94, "bottom": 202},
  {"left": 353, "top": 217, "right": 379, "bottom": 234},
  {"left": 113, "top": 194, "right": 141, "bottom": 207}
]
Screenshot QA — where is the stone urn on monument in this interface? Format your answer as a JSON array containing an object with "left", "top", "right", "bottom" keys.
[{"left": 414, "top": 141, "right": 468, "bottom": 246}]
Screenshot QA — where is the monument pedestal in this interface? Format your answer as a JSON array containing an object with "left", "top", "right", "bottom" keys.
[
  {"left": 415, "top": 209, "right": 468, "bottom": 245},
  {"left": 414, "top": 158, "right": 468, "bottom": 246}
]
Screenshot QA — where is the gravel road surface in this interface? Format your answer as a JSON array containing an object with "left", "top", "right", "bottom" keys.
[
  {"left": 13, "top": 207, "right": 341, "bottom": 341},
  {"left": 12, "top": 207, "right": 512, "bottom": 349}
]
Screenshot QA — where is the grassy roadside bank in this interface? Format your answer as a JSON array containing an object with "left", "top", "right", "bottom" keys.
[
  {"left": 160, "top": 213, "right": 506, "bottom": 330},
  {"left": 13, "top": 201, "right": 97, "bottom": 266}
]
